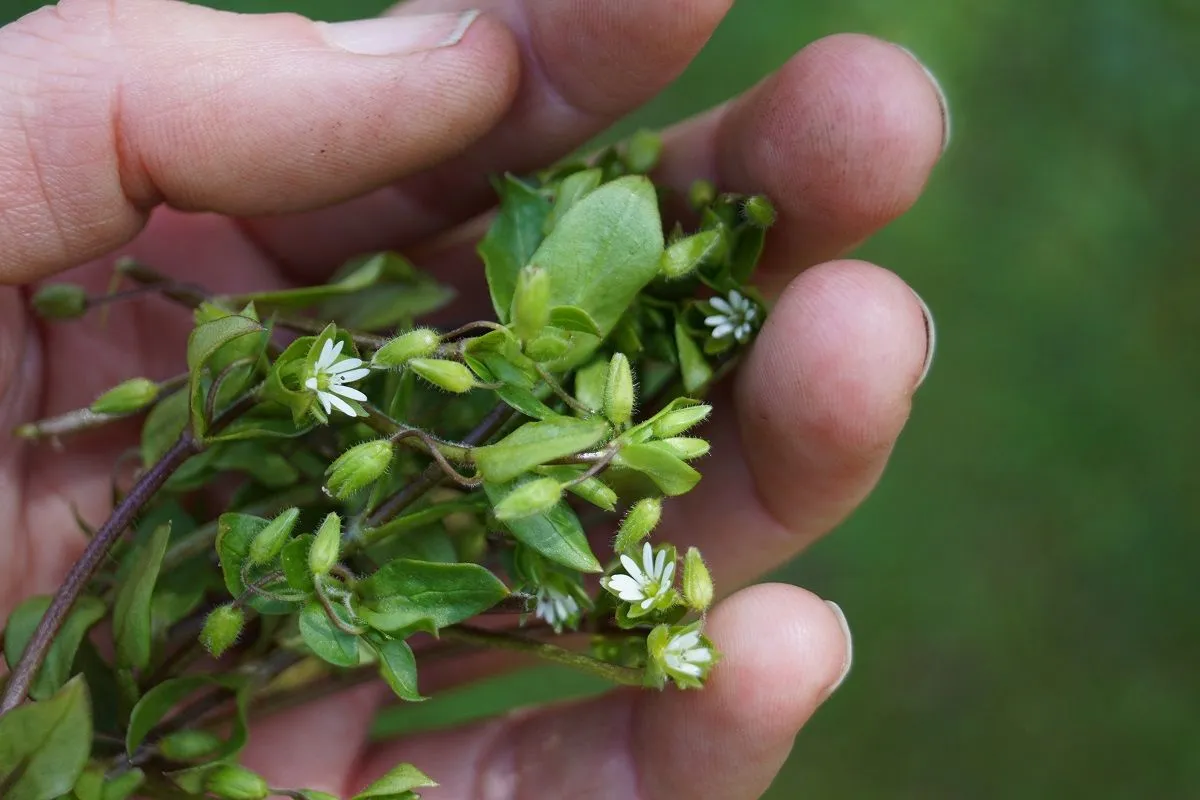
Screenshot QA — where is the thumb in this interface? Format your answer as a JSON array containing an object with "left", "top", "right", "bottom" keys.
[{"left": 0, "top": 0, "right": 519, "bottom": 284}]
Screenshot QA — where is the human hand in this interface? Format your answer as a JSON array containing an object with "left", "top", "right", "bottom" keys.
[{"left": 0, "top": 0, "right": 945, "bottom": 796}]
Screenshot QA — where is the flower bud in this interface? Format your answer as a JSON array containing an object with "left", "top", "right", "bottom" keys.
[
  {"left": 372, "top": 328, "right": 439, "bottom": 368},
  {"left": 682, "top": 547, "right": 714, "bottom": 611},
  {"left": 688, "top": 179, "right": 716, "bottom": 211},
  {"left": 624, "top": 129, "right": 663, "bottom": 174},
  {"left": 89, "top": 378, "right": 159, "bottom": 415},
  {"left": 204, "top": 765, "right": 270, "bottom": 800},
  {"left": 408, "top": 358, "right": 476, "bottom": 393},
  {"left": 565, "top": 475, "right": 618, "bottom": 511},
  {"left": 651, "top": 437, "right": 710, "bottom": 461},
  {"left": 525, "top": 330, "right": 571, "bottom": 363},
  {"left": 743, "top": 195, "right": 777, "bottom": 228},
  {"left": 158, "top": 729, "right": 224, "bottom": 762},
  {"left": 31, "top": 283, "right": 88, "bottom": 320},
  {"left": 248, "top": 507, "right": 301, "bottom": 566},
  {"left": 510, "top": 265, "right": 551, "bottom": 342},
  {"left": 325, "top": 439, "right": 392, "bottom": 500},
  {"left": 660, "top": 230, "right": 720, "bottom": 279},
  {"left": 650, "top": 404, "right": 711, "bottom": 439},
  {"left": 574, "top": 359, "right": 609, "bottom": 414},
  {"left": 614, "top": 497, "right": 662, "bottom": 554},
  {"left": 494, "top": 478, "right": 563, "bottom": 521},
  {"left": 309, "top": 512, "right": 342, "bottom": 577},
  {"left": 603, "top": 353, "right": 635, "bottom": 428},
  {"left": 200, "top": 604, "right": 245, "bottom": 659}
]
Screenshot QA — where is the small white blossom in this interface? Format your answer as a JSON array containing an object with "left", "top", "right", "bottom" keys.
[
  {"left": 305, "top": 339, "right": 370, "bottom": 417},
  {"left": 659, "top": 628, "right": 714, "bottom": 680},
  {"left": 601, "top": 542, "right": 676, "bottom": 612},
  {"left": 535, "top": 584, "right": 580, "bottom": 631},
  {"left": 703, "top": 290, "right": 757, "bottom": 343}
]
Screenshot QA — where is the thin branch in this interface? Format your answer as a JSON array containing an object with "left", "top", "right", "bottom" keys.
[
  {"left": 535, "top": 364, "right": 596, "bottom": 416},
  {"left": 441, "top": 625, "right": 645, "bottom": 687}
]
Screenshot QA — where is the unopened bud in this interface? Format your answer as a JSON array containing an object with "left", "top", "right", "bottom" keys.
[
  {"left": 603, "top": 353, "right": 635, "bottom": 428},
  {"left": 309, "top": 512, "right": 342, "bottom": 577},
  {"left": 90, "top": 378, "right": 159, "bottom": 415},
  {"left": 494, "top": 478, "right": 562, "bottom": 521},
  {"left": 688, "top": 179, "right": 716, "bottom": 211},
  {"left": 574, "top": 359, "right": 609, "bottom": 414},
  {"left": 408, "top": 358, "right": 476, "bottom": 393},
  {"left": 510, "top": 265, "right": 551, "bottom": 342},
  {"left": 248, "top": 507, "right": 300, "bottom": 566},
  {"left": 614, "top": 497, "right": 662, "bottom": 554},
  {"left": 624, "top": 129, "right": 663, "bottom": 174},
  {"left": 158, "top": 729, "right": 223, "bottom": 762},
  {"left": 743, "top": 195, "right": 777, "bottom": 228},
  {"left": 372, "top": 328, "right": 439, "bottom": 368},
  {"left": 204, "top": 764, "right": 269, "bottom": 800},
  {"left": 660, "top": 230, "right": 720, "bottom": 279},
  {"left": 32, "top": 283, "right": 87, "bottom": 320},
  {"left": 325, "top": 439, "right": 392, "bottom": 500},
  {"left": 652, "top": 437, "right": 710, "bottom": 461},
  {"left": 651, "top": 404, "right": 711, "bottom": 439},
  {"left": 565, "top": 475, "right": 618, "bottom": 511},
  {"left": 200, "top": 604, "right": 245, "bottom": 659},
  {"left": 682, "top": 547, "right": 714, "bottom": 611},
  {"left": 525, "top": 329, "right": 571, "bottom": 363}
]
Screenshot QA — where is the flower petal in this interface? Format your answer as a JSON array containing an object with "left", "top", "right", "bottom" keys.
[
  {"left": 305, "top": 377, "right": 319, "bottom": 390},
  {"left": 673, "top": 631, "right": 701, "bottom": 650},
  {"left": 642, "top": 543, "right": 657, "bottom": 577},
  {"left": 709, "top": 296, "right": 732, "bottom": 314},
  {"left": 325, "top": 392, "right": 357, "bottom": 417},
  {"left": 619, "top": 554, "right": 645, "bottom": 582},
  {"left": 675, "top": 662, "right": 703, "bottom": 677},
  {"left": 316, "top": 338, "right": 337, "bottom": 369},
  {"left": 333, "top": 367, "right": 371, "bottom": 383},
  {"left": 661, "top": 561, "right": 676, "bottom": 586},
  {"left": 728, "top": 290, "right": 744, "bottom": 306},
  {"left": 329, "top": 357, "right": 364, "bottom": 373},
  {"left": 329, "top": 384, "right": 368, "bottom": 402},
  {"left": 711, "top": 323, "right": 734, "bottom": 339},
  {"left": 704, "top": 314, "right": 729, "bottom": 327},
  {"left": 317, "top": 391, "right": 333, "bottom": 415}
]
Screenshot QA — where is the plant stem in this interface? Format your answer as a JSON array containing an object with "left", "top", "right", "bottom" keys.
[
  {"left": 441, "top": 625, "right": 645, "bottom": 687},
  {"left": 0, "top": 434, "right": 199, "bottom": 715}
]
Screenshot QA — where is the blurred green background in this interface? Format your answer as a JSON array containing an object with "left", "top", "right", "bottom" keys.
[{"left": 5, "top": 0, "right": 1197, "bottom": 796}]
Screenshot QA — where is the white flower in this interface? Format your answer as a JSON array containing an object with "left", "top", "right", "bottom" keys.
[
  {"left": 659, "top": 628, "right": 714, "bottom": 679},
  {"left": 704, "top": 290, "right": 758, "bottom": 343},
  {"left": 535, "top": 584, "right": 580, "bottom": 631},
  {"left": 601, "top": 542, "right": 676, "bottom": 612},
  {"left": 304, "top": 339, "right": 371, "bottom": 417}
]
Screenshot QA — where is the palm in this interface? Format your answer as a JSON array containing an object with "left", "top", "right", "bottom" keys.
[{"left": 0, "top": 1, "right": 945, "bottom": 796}]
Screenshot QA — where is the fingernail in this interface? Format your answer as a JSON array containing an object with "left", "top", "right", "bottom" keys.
[
  {"left": 910, "top": 287, "right": 936, "bottom": 388},
  {"left": 821, "top": 601, "right": 853, "bottom": 700},
  {"left": 893, "top": 45, "right": 951, "bottom": 153},
  {"left": 319, "top": 10, "right": 480, "bottom": 56}
]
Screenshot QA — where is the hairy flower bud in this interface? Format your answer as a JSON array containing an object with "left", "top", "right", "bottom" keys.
[
  {"left": 408, "top": 358, "right": 477, "bottom": 393},
  {"left": 89, "top": 378, "right": 159, "bottom": 415},
  {"left": 682, "top": 547, "right": 714, "bottom": 611},
  {"left": 309, "top": 512, "right": 342, "bottom": 577},
  {"left": 372, "top": 328, "right": 439, "bottom": 368},
  {"left": 614, "top": 497, "right": 662, "bottom": 554},
  {"left": 603, "top": 353, "right": 635, "bottom": 428},
  {"left": 624, "top": 129, "right": 663, "bottom": 174},
  {"left": 204, "top": 765, "right": 270, "bottom": 800},
  {"left": 688, "top": 179, "right": 716, "bottom": 211},
  {"left": 510, "top": 265, "right": 551, "bottom": 342},
  {"left": 660, "top": 230, "right": 720, "bottom": 279},
  {"left": 325, "top": 440, "right": 392, "bottom": 500},
  {"left": 31, "top": 283, "right": 88, "bottom": 320},
  {"left": 200, "top": 604, "right": 245, "bottom": 659},
  {"left": 248, "top": 507, "right": 301, "bottom": 566},
  {"left": 158, "top": 729, "right": 224, "bottom": 762},
  {"left": 525, "top": 329, "right": 571, "bottom": 363},
  {"left": 650, "top": 404, "right": 711, "bottom": 439},
  {"left": 494, "top": 478, "right": 563, "bottom": 521},
  {"left": 743, "top": 195, "right": 778, "bottom": 228},
  {"left": 651, "top": 437, "right": 710, "bottom": 461}
]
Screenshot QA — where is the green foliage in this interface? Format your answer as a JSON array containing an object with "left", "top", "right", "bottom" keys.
[
  {"left": 112, "top": 522, "right": 170, "bottom": 670},
  {"left": 0, "top": 677, "right": 92, "bottom": 800}
]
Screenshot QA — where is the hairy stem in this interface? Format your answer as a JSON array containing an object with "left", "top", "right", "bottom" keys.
[
  {"left": 0, "top": 434, "right": 199, "bottom": 715},
  {"left": 441, "top": 625, "right": 645, "bottom": 687}
]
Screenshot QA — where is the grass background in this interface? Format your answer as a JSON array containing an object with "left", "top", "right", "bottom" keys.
[{"left": 3, "top": 0, "right": 1197, "bottom": 796}]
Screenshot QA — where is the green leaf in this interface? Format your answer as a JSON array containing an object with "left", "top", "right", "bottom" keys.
[
  {"left": 729, "top": 225, "right": 766, "bottom": 284},
  {"left": 204, "top": 408, "right": 314, "bottom": 443},
  {"left": 299, "top": 600, "right": 360, "bottom": 667},
  {"left": 479, "top": 175, "right": 552, "bottom": 322},
  {"left": 351, "top": 762, "right": 437, "bottom": 800},
  {"left": 112, "top": 522, "right": 170, "bottom": 670},
  {"left": 674, "top": 321, "right": 713, "bottom": 394},
  {"left": 125, "top": 676, "right": 210, "bottom": 756},
  {"left": 472, "top": 418, "right": 610, "bottom": 484},
  {"left": 3, "top": 596, "right": 105, "bottom": 701},
  {"left": 140, "top": 388, "right": 189, "bottom": 467},
  {"left": 530, "top": 175, "right": 665, "bottom": 338},
  {"left": 318, "top": 253, "right": 455, "bottom": 330},
  {"left": 548, "top": 305, "right": 602, "bottom": 337},
  {"left": 220, "top": 254, "right": 388, "bottom": 309},
  {"left": 356, "top": 560, "right": 508, "bottom": 634},
  {"left": 101, "top": 769, "right": 145, "bottom": 800},
  {"left": 367, "top": 634, "right": 425, "bottom": 702},
  {"left": 216, "top": 514, "right": 302, "bottom": 614},
  {"left": 543, "top": 167, "right": 602, "bottom": 234},
  {"left": 613, "top": 444, "right": 701, "bottom": 496},
  {"left": 483, "top": 481, "right": 602, "bottom": 573},
  {"left": 0, "top": 676, "right": 92, "bottom": 800},
  {"left": 294, "top": 792, "right": 341, "bottom": 800},
  {"left": 186, "top": 314, "right": 263, "bottom": 437},
  {"left": 281, "top": 534, "right": 316, "bottom": 593}
]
